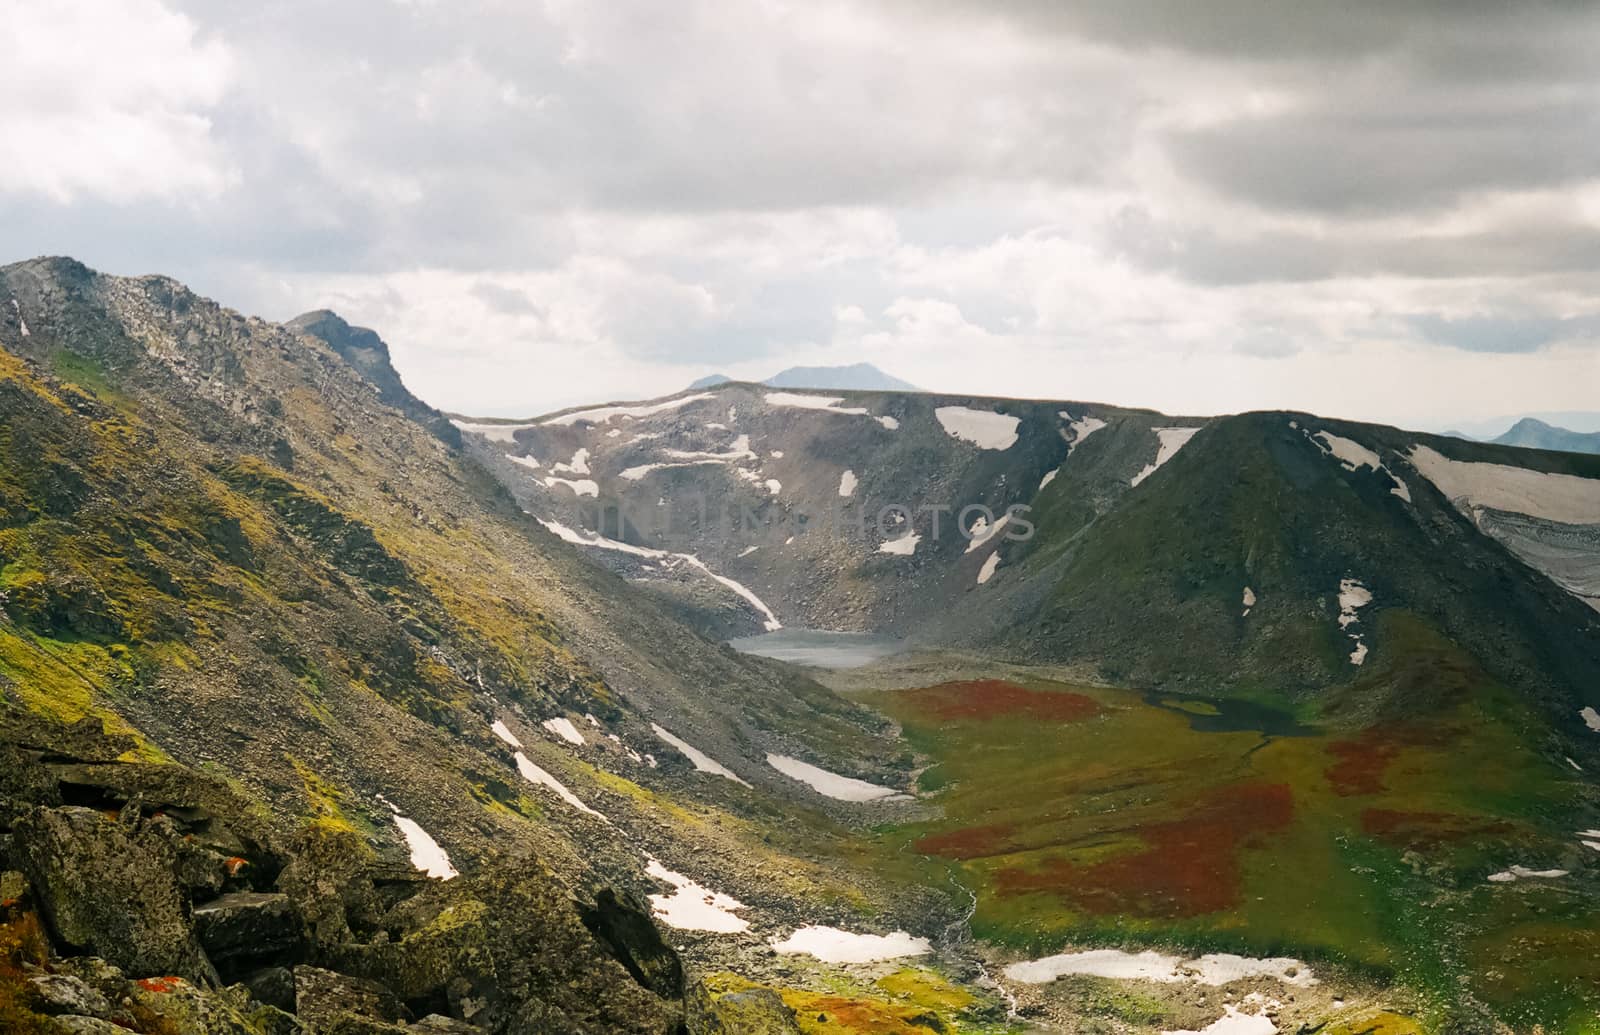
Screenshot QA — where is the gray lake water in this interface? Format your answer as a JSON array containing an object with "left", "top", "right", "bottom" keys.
[{"left": 726, "top": 629, "right": 905, "bottom": 669}]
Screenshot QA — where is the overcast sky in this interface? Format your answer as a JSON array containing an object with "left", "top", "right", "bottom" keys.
[{"left": 6, "top": 0, "right": 1600, "bottom": 426}]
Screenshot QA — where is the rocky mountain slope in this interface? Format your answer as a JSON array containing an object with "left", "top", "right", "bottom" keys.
[
  {"left": 457, "top": 381, "right": 1599, "bottom": 742},
  {"left": 0, "top": 258, "right": 960, "bottom": 1035}
]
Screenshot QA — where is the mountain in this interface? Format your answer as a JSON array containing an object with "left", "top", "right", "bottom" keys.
[
  {"left": 6, "top": 256, "right": 1600, "bottom": 1034},
  {"left": 1492, "top": 416, "right": 1600, "bottom": 455},
  {"left": 685, "top": 362, "right": 918, "bottom": 394},
  {"left": 459, "top": 380, "right": 1600, "bottom": 1030},
  {"left": 0, "top": 258, "right": 932, "bottom": 1035},
  {"left": 763, "top": 362, "right": 920, "bottom": 392}
]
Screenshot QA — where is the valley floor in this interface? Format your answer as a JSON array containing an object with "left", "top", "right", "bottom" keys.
[{"left": 700, "top": 647, "right": 1600, "bottom": 1035}]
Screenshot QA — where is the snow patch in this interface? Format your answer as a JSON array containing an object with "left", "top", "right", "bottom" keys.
[
  {"left": 765, "top": 753, "right": 900, "bottom": 802},
  {"left": 978, "top": 552, "right": 1001, "bottom": 585},
  {"left": 771, "top": 926, "right": 930, "bottom": 963},
  {"left": 543, "top": 393, "right": 714, "bottom": 426},
  {"left": 738, "top": 545, "right": 759, "bottom": 558},
  {"left": 1062, "top": 411, "right": 1106, "bottom": 451},
  {"left": 542, "top": 717, "right": 585, "bottom": 746},
  {"left": 1408, "top": 445, "right": 1600, "bottom": 525},
  {"left": 1131, "top": 427, "right": 1202, "bottom": 487},
  {"left": 543, "top": 477, "right": 599, "bottom": 497},
  {"left": 1163, "top": 1005, "right": 1278, "bottom": 1035},
  {"left": 878, "top": 415, "right": 899, "bottom": 430},
  {"left": 512, "top": 752, "right": 606, "bottom": 818},
  {"left": 965, "top": 513, "right": 1011, "bottom": 553},
  {"left": 537, "top": 518, "right": 781, "bottom": 630},
  {"left": 651, "top": 724, "right": 750, "bottom": 786},
  {"left": 838, "top": 470, "right": 857, "bottom": 497},
  {"left": 1583, "top": 707, "right": 1600, "bottom": 732},
  {"left": 451, "top": 421, "right": 532, "bottom": 443},
  {"left": 646, "top": 858, "right": 749, "bottom": 933},
  {"left": 935, "top": 406, "right": 1020, "bottom": 450},
  {"left": 1242, "top": 586, "right": 1256, "bottom": 617},
  {"left": 1309, "top": 431, "right": 1411, "bottom": 501},
  {"left": 1004, "top": 949, "right": 1313, "bottom": 988},
  {"left": 1487, "top": 865, "right": 1568, "bottom": 883},
  {"left": 490, "top": 720, "right": 523, "bottom": 748},
  {"left": 765, "top": 478, "right": 782, "bottom": 496},
  {"left": 507, "top": 454, "right": 541, "bottom": 472},
  {"left": 1339, "top": 578, "right": 1373, "bottom": 666},
  {"left": 378, "top": 797, "right": 458, "bottom": 880},
  {"left": 553, "top": 448, "right": 590, "bottom": 475},
  {"left": 878, "top": 532, "right": 921, "bottom": 556},
  {"left": 1039, "top": 468, "right": 1059, "bottom": 490}
]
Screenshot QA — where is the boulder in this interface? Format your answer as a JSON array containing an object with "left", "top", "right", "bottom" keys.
[
  {"left": 241, "top": 966, "right": 297, "bottom": 1013},
  {"left": 579, "top": 887, "right": 684, "bottom": 1000},
  {"left": 28, "top": 973, "right": 112, "bottom": 1018},
  {"left": 51, "top": 1017, "right": 129, "bottom": 1035},
  {"left": 293, "top": 965, "right": 410, "bottom": 1030},
  {"left": 686, "top": 983, "right": 803, "bottom": 1035},
  {"left": 126, "top": 975, "right": 269, "bottom": 1035},
  {"left": 276, "top": 825, "right": 383, "bottom": 954},
  {"left": 193, "top": 893, "right": 300, "bottom": 968},
  {"left": 337, "top": 857, "right": 677, "bottom": 1034},
  {"left": 9, "top": 806, "right": 212, "bottom": 982}
]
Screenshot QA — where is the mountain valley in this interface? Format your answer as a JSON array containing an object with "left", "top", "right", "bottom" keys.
[{"left": 2, "top": 258, "right": 1599, "bottom": 1035}]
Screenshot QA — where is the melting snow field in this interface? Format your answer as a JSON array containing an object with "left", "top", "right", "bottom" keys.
[
  {"left": 1003, "top": 949, "right": 1314, "bottom": 988},
  {"left": 543, "top": 717, "right": 585, "bottom": 745},
  {"left": 965, "top": 513, "right": 1011, "bottom": 553},
  {"left": 512, "top": 751, "right": 606, "bottom": 818},
  {"left": 1408, "top": 445, "right": 1600, "bottom": 525},
  {"left": 1063, "top": 411, "right": 1107, "bottom": 451},
  {"left": 1338, "top": 578, "right": 1373, "bottom": 665},
  {"left": 1131, "top": 427, "right": 1202, "bottom": 487},
  {"left": 537, "top": 517, "right": 782, "bottom": 630},
  {"left": 878, "top": 532, "right": 921, "bottom": 556},
  {"left": 451, "top": 421, "right": 533, "bottom": 443},
  {"left": 935, "top": 406, "right": 1021, "bottom": 450},
  {"left": 543, "top": 476, "right": 599, "bottom": 497},
  {"left": 378, "top": 798, "right": 458, "bottom": 880},
  {"left": 1308, "top": 430, "right": 1412, "bottom": 501},
  {"left": 1488, "top": 865, "right": 1568, "bottom": 883},
  {"left": 765, "top": 753, "right": 900, "bottom": 802},
  {"left": 542, "top": 393, "right": 715, "bottom": 426},
  {"left": 771, "top": 926, "right": 931, "bottom": 963},
  {"left": 1164, "top": 1004, "right": 1279, "bottom": 1035},
  {"left": 651, "top": 724, "right": 751, "bottom": 786},
  {"left": 977, "top": 552, "right": 1001, "bottom": 585},
  {"left": 645, "top": 858, "right": 750, "bottom": 933}
]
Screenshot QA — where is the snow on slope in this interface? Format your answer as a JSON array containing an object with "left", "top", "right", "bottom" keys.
[
  {"left": 651, "top": 723, "right": 751, "bottom": 786},
  {"left": 935, "top": 406, "right": 1020, "bottom": 450},
  {"left": 646, "top": 858, "right": 749, "bottom": 932},
  {"left": 765, "top": 753, "right": 900, "bottom": 801},
  {"left": 764, "top": 391, "right": 898, "bottom": 428},
  {"left": 542, "top": 393, "right": 715, "bottom": 426},
  {"left": 1409, "top": 446, "right": 1600, "bottom": 525},
  {"left": 1131, "top": 427, "right": 1202, "bottom": 487},
  {"left": 771, "top": 926, "right": 930, "bottom": 963}
]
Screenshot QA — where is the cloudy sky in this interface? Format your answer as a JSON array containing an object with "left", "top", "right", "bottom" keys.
[{"left": 6, "top": 0, "right": 1600, "bottom": 427}]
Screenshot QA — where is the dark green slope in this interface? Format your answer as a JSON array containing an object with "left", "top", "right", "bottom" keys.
[{"left": 1001, "top": 411, "right": 1600, "bottom": 742}]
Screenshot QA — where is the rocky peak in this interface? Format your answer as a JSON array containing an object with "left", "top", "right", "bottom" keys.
[{"left": 288, "top": 309, "right": 462, "bottom": 449}]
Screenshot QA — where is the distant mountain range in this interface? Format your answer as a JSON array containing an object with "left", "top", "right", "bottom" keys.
[
  {"left": 1445, "top": 417, "right": 1600, "bottom": 455},
  {"left": 689, "top": 362, "right": 918, "bottom": 392},
  {"left": 1492, "top": 417, "right": 1600, "bottom": 455}
]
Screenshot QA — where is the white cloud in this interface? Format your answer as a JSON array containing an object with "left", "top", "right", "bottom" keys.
[{"left": 0, "top": 0, "right": 233, "bottom": 203}]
